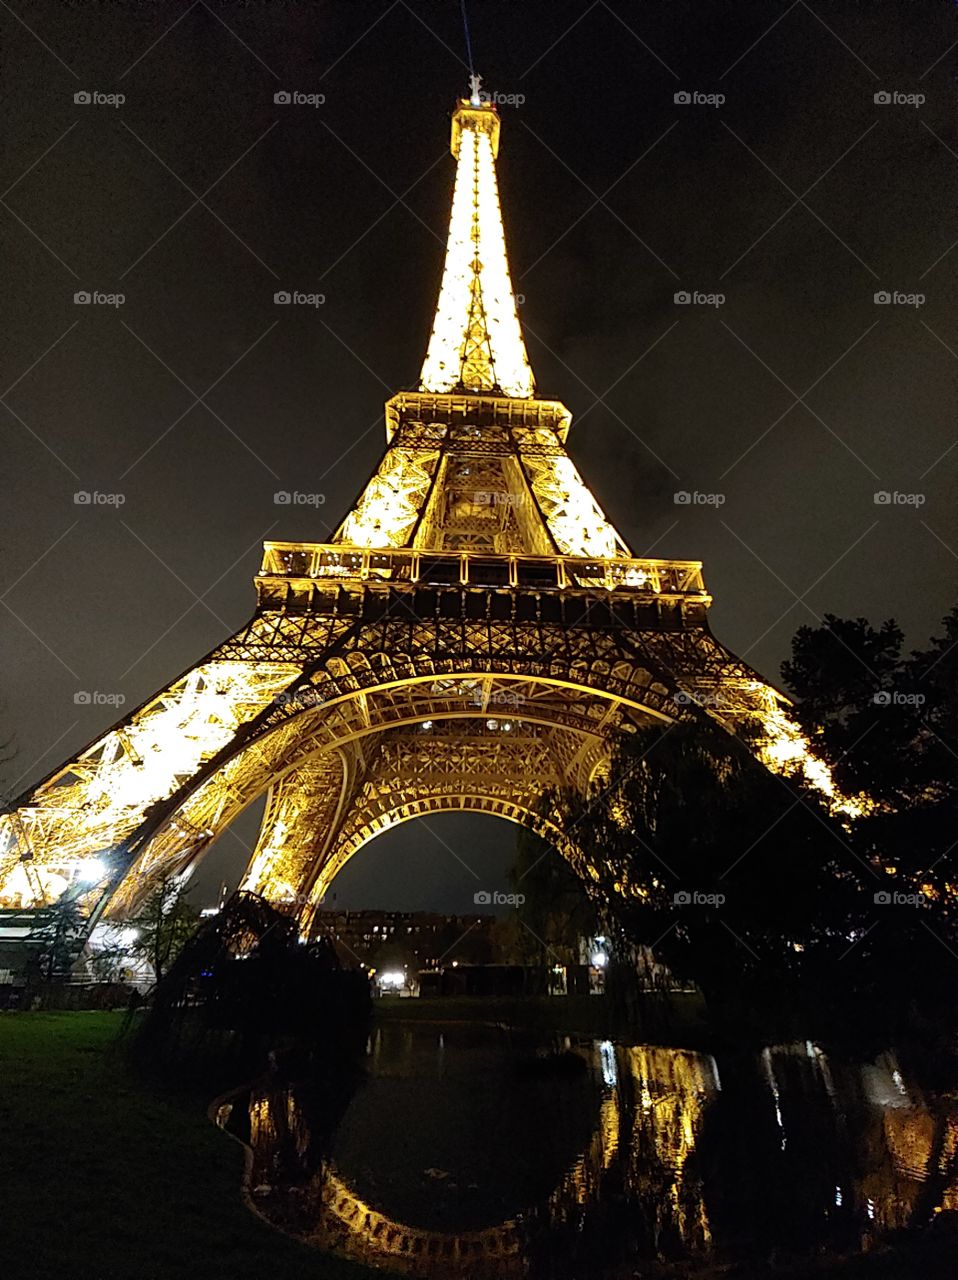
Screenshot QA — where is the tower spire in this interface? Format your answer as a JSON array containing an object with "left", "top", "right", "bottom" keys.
[{"left": 419, "top": 93, "right": 535, "bottom": 399}]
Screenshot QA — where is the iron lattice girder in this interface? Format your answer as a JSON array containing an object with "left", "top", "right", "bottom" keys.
[
  {"left": 104, "top": 652, "right": 657, "bottom": 919},
  {"left": 0, "top": 560, "right": 769, "bottom": 919},
  {"left": 103, "top": 592, "right": 758, "bottom": 919},
  {"left": 244, "top": 720, "right": 589, "bottom": 920},
  {"left": 256, "top": 545, "right": 709, "bottom": 603},
  {"left": 222, "top": 585, "right": 754, "bottom": 721},
  {"left": 335, "top": 391, "right": 632, "bottom": 560}
]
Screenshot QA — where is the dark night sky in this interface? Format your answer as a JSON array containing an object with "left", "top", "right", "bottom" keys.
[{"left": 1, "top": 2, "right": 955, "bottom": 912}]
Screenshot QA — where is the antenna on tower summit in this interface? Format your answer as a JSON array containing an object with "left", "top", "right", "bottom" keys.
[{"left": 460, "top": 0, "right": 481, "bottom": 104}]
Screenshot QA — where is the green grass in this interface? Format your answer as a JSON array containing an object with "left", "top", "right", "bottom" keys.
[{"left": 0, "top": 1012, "right": 383, "bottom": 1280}]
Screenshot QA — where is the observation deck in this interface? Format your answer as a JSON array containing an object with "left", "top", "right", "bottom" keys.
[{"left": 255, "top": 542, "right": 712, "bottom": 628}]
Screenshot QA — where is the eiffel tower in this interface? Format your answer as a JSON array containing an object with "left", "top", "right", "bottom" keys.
[{"left": 0, "top": 89, "right": 827, "bottom": 927}]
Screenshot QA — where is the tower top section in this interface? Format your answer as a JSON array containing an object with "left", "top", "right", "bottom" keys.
[{"left": 419, "top": 93, "right": 535, "bottom": 400}]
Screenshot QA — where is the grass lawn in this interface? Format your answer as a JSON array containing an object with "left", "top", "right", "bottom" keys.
[{"left": 0, "top": 1011, "right": 382, "bottom": 1280}]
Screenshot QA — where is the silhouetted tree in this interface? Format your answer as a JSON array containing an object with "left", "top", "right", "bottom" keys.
[
  {"left": 782, "top": 606, "right": 958, "bottom": 1033},
  {"left": 130, "top": 875, "right": 199, "bottom": 985},
  {"left": 562, "top": 718, "right": 866, "bottom": 1034},
  {"left": 508, "top": 824, "right": 598, "bottom": 981},
  {"left": 30, "top": 898, "right": 85, "bottom": 984},
  {"left": 133, "top": 892, "right": 370, "bottom": 1080},
  {"left": 782, "top": 611, "right": 954, "bottom": 807}
]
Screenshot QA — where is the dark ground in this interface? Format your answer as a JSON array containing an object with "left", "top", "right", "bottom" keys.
[
  {"left": 1, "top": 1009, "right": 956, "bottom": 1280},
  {"left": 0, "top": 1011, "right": 377, "bottom": 1280}
]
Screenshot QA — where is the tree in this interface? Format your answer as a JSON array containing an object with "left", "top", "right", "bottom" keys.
[
  {"left": 781, "top": 606, "right": 958, "bottom": 1030},
  {"left": 909, "top": 605, "right": 958, "bottom": 755},
  {"left": 782, "top": 608, "right": 958, "bottom": 906},
  {"left": 130, "top": 876, "right": 199, "bottom": 985},
  {"left": 30, "top": 898, "right": 85, "bottom": 984},
  {"left": 783, "top": 607, "right": 958, "bottom": 809},
  {"left": 86, "top": 940, "right": 127, "bottom": 984},
  {"left": 562, "top": 719, "right": 866, "bottom": 1032},
  {"left": 508, "top": 823, "right": 598, "bottom": 974}
]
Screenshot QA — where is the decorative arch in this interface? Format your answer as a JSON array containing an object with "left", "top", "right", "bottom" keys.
[{"left": 99, "top": 666, "right": 676, "bottom": 919}]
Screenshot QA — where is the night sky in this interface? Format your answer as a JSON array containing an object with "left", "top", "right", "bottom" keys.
[{"left": 2, "top": 2, "right": 955, "bottom": 913}]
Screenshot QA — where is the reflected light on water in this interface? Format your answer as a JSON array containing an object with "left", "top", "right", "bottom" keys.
[{"left": 220, "top": 1028, "right": 958, "bottom": 1278}]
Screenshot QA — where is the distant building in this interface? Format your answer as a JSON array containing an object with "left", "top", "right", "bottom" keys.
[{"left": 312, "top": 909, "right": 497, "bottom": 970}]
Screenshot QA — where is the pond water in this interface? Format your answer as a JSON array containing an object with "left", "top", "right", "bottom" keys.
[{"left": 216, "top": 1022, "right": 958, "bottom": 1277}]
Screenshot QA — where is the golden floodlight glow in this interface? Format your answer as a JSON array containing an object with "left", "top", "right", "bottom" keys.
[
  {"left": 0, "top": 662, "right": 294, "bottom": 909},
  {"left": 337, "top": 446, "right": 439, "bottom": 549},
  {"left": 420, "top": 102, "right": 535, "bottom": 398},
  {"left": 524, "top": 451, "right": 630, "bottom": 559},
  {"left": 751, "top": 683, "right": 865, "bottom": 818}
]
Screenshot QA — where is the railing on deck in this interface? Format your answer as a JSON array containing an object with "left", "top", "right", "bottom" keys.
[{"left": 257, "top": 542, "right": 707, "bottom": 598}]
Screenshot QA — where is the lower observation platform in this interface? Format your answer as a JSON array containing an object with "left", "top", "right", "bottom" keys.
[{"left": 257, "top": 542, "right": 710, "bottom": 604}]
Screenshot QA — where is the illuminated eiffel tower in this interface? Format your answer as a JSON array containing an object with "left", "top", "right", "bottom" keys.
[{"left": 0, "top": 87, "right": 835, "bottom": 926}]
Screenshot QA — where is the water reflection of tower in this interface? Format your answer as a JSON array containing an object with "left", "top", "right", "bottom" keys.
[
  {"left": 619, "top": 1045, "right": 719, "bottom": 1257},
  {"left": 531, "top": 1041, "right": 720, "bottom": 1273},
  {"left": 702, "top": 1044, "right": 958, "bottom": 1258},
  {"left": 238, "top": 1040, "right": 726, "bottom": 1277},
  {"left": 229, "top": 1039, "right": 958, "bottom": 1277},
  {"left": 857, "top": 1051, "right": 958, "bottom": 1235}
]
